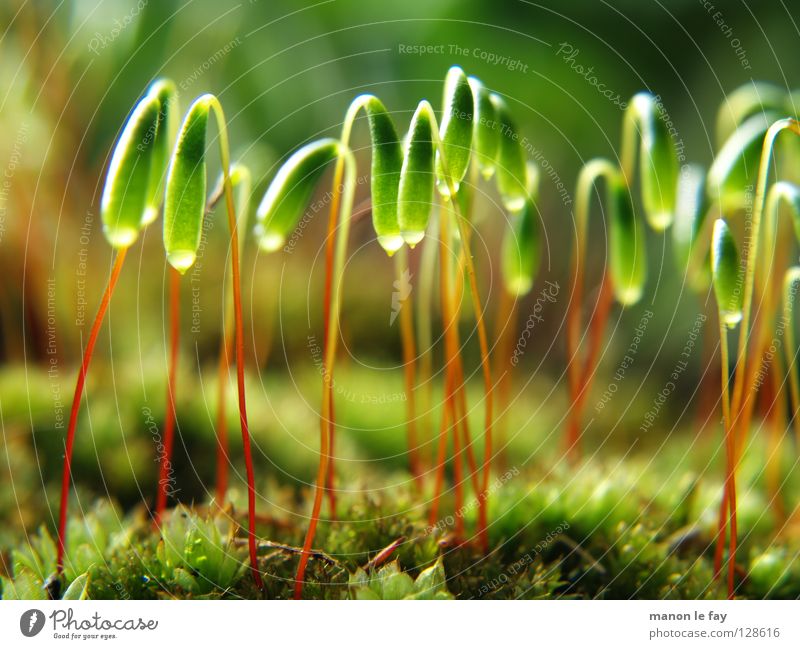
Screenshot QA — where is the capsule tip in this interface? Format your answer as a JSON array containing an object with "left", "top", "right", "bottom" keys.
[
  {"left": 501, "top": 195, "right": 526, "bottom": 213},
  {"left": 103, "top": 224, "right": 139, "bottom": 250},
  {"left": 504, "top": 277, "right": 533, "bottom": 296},
  {"left": 167, "top": 249, "right": 197, "bottom": 274},
  {"left": 614, "top": 284, "right": 644, "bottom": 307},
  {"left": 401, "top": 230, "right": 425, "bottom": 248},
  {"left": 141, "top": 206, "right": 159, "bottom": 227},
  {"left": 256, "top": 230, "right": 285, "bottom": 253},
  {"left": 646, "top": 210, "right": 673, "bottom": 232},
  {"left": 721, "top": 310, "right": 743, "bottom": 328},
  {"left": 377, "top": 234, "right": 405, "bottom": 256}
]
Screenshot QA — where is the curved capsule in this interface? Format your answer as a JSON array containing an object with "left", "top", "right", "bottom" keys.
[
  {"left": 346, "top": 95, "right": 403, "bottom": 254},
  {"left": 254, "top": 138, "right": 340, "bottom": 252},
  {"left": 501, "top": 164, "right": 540, "bottom": 296},
  {"left": 708, "top": 111, "right": 778, "bottom": 212},
  {"left": 608, "top": 172, "right": 647, "bottom": 305},
  {"left": 398, "top": 101, "right": 435, "bottom": 247},
  {"left": 716, "top": 82, "right": 790, "bottom": 147},
  {"left": 468, "top": 76, "right": 499, "bottom": 180},
  {"left": 626, "top": 93, "right": 679, "bottom": 231},
  {"left": 764, "top": 181, "right": 800, "bottom": 244},
  {"left": 142, "top": 78, "right": 178, "bottom": 225},
  {"left": 100, "top": 92, "right": 161, "bottom": 249},
  {"left": 711, "top": 218, "right": 744, "bottom": 328},
  {"left": 163, "top": 95, "right": 215, "bottom": 273},
  {"left": 672, "top": 164, "right": 710, "bottom": 288},
  {"left": 490, "top": 93, "right": 527, "bottom": 212},
  {"left": 436, "top": 66, "right": 474, "bottom": 197}
]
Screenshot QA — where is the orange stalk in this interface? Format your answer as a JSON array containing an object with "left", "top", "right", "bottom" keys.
[
  {"left": 224, "top": 176, "right": 262, "bottom": 590},
  {"left": 214, "top": 322, "right": 234, "bottom": 504},
  {"left": 397, "top": 249, "right": 423, "bottom": 485},
  {"left": 57, "top": 248, "right": 127, "bottom": 575},
  {"left": 493, "top": 288, "right": 516, "bottom": 470},
  {"left": 155, "top": 267, "right": 182, "bottom": 524},
  {"left": 429, "top": 371, "right": 454, "bottom": 527},
  {"left": 321, "top": 157, "right": 345, "bottom": 518}
]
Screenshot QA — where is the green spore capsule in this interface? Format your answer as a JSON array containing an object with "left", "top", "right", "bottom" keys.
[
  {"left": 708, "top": 111, "right": 778, "bottom": 212},
  {"left": 609, "top": 172, "right": 647, "bottom": 305},
  {"left": 163, "top": 94, "right": 214, "bottom": 273},
  {"left": 501, "top": 164, "right": 541, "bottom": 296},
  {"left": 346, "top": 95, "right": 403, "bottom": 254},
  {"left": 468, "top": 76, "right": 499, "bottom": 180},
  {"left": 711, "top": 218, "right": 744, "bottom": 328},
  {"left": 254, "top": 138, "right": 340, "bottom": 253},
  {"left": 100, "top": 92, "right": 162, "bottom": 249},
  {"left": 398, "top": 101, "right": 435, "bottom": 247},
  {"left": 142, "top": 78, "right": 178, "bottom": 226},
  {"left": 627, "top": 92, "right": 679, "bottom": 231},
  {"left": 490, "top": 93, "right": 527, "bottom": 212},
  {"left": 716, "top": 81, "right": 791, "bottom": 147},
  {"left": 435, "top": 66, "right": 474, "bottom": 197},
  {"left": 672, "top": 164, "right": 709, "bottom": 288}
]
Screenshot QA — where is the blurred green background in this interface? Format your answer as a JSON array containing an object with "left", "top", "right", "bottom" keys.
[{"left": 1, "top": 0, "right": 799, "bottom": 539}]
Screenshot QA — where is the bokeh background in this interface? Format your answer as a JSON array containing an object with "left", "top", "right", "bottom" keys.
[{"left": 1, "top": 0, "right": 799, "bottom": 546}]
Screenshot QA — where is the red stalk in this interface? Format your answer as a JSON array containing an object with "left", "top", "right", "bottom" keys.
[
  {"left": 214, "top": 332, "right": 231, "bottom": 504},
  {"left": 429, "top": 371, "right": 454, "bottom": 527},
  {"left": 397, "top": 252, "right": 422, "bottom": 485},
  {"left": 565, "top": 273, "right": 612, "bottom": 461},
  {"left": 57, "top": 248, "right": 127, "bottom": 575},
  {"left": 293, "top": 364, "right": 332, "bottom": 599},
  {"left": 154, "top": 267, "right": 182, "bottom": 524},
  {"left": 224, "top": 181, "right": 263, "bottom": 590},
  {"left": 321, "top": 160, "right": 344, "bottom": 519}
]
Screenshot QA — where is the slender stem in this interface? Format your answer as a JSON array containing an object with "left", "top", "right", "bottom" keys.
[
  {"left": 450, "top": 235, "right": 482, "bottom": 497},
  {"left": 712, "top": 484, "right": 728, "bottom": 579},
  {"left": 452, "top": 352, "right": 482, "bottom": 497},
  {"left": 441, "top": 213, "right": 465, "bottom": 536},
  {"left": 718, "top": 317, "right": 738, "bottom": 599},
  {"left": 429, "top": 200, "right": 460, "bottom": 526},
  {"left": 294, "top": 149, "right": 356, "bottom": 599},
  {"left": 214, "top": 317, "right": 234, "bottom": 504},
  {"left": 452, "top": 382, "right": 464, "bottom": 538},
  {"left": 57, "top": 247, "right": 127, "bottom": 575},
  {"left": 213, "top": 172, "right": 249, "bottom": 505},
  {"left": 207, "top": 97, "right": 262, "bottom": 590},
  {"left": 396, "top": 246, "right": 422, "bottom": 484},
  {"left": 696, "top": 316, "right": 720, "bottom": 433},
  {"left": 568, "top": 273, "right": 614, "bottom": 458},
  {"left": 321, "top": 156, "right": 344, "bottom": 519},
  {"left": 417, "top": 210, "right": 439, "bottom": 467},
  {"left": 154, "top": 267, "right": 181, "bottom": 524},
  {"left": 565, "top": 160, "right": 618, "bottom": 461},
  {"left": 493, "top": 288, "right": 516, "bottom": 470},
  {"left": 784, "top": 273, "right": 800, "bottom": 446},
  {"left": 765, "top": 359, "right": 785, "bottom": 523},
  {"left": 428, "top": 370, "right": 453, "bottom": 527}
]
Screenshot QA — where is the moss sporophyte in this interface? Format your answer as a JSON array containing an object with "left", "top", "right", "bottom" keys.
[{"left": 50, "top": 68, "right": 800, "bottom": 601}]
